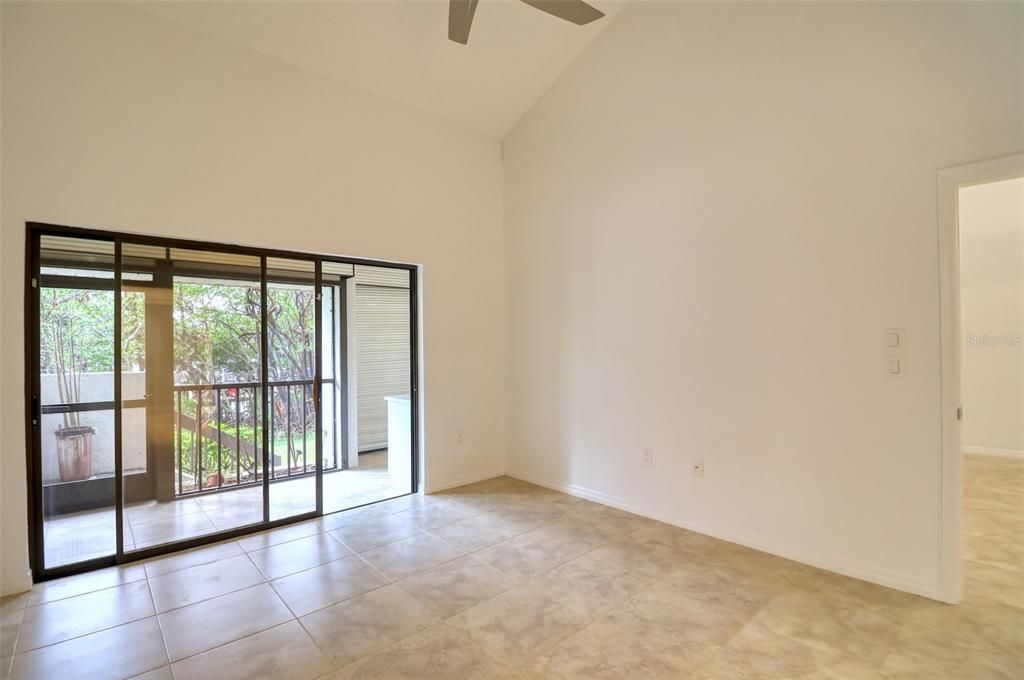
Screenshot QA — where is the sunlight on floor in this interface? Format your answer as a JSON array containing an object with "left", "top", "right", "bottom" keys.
[{"left": 43, "top": 451, "right": 407, "bottom": 568}]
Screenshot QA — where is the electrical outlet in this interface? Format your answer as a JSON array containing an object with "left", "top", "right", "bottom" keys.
[
  {"left": 457, "top": 430, "right": 464, "bottom": 445},
  {"left": 641, "top": 448, "right": 654, "bottom": 466},
  {"left": 691, "top": 457, "right": 704, "bottom": 477}
]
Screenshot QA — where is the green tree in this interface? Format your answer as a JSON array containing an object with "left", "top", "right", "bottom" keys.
[
  {"left": 40, "top": 288, "right": 144, "bottom": 427},
  {"left": 41, "top": 277, "right": 323, "bottom": 490}
]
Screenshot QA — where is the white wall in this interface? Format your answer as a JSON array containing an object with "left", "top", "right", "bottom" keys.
[
  {"left": 503, "top": 1, "right": 1023, "bottom": 598},
  {"left": 1, "top": 2, "right": 506, "bottom": 595},
  {"left": 960, "top": 177, "right": 1024, "bottom": 456},
  {"left": 0, "top": 0, "right": 6, "bottom": 601}
]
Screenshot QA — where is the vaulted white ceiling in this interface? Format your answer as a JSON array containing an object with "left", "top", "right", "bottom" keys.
[{"left": 135, "top": 0, "right": 626, "bottom": 138}]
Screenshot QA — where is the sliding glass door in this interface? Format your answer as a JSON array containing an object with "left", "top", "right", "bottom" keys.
[
  {"left": 265, "top": 257, "right": 319, "bottom": 521},
  {"left": 36, "top": 235, "right": 118, "bottom": 568},
  {"left": 118, "top": 245, "right": 270, "bottom": 553},
  {"left": 29, "top": 224, "right": 418, "bottom": 580}
]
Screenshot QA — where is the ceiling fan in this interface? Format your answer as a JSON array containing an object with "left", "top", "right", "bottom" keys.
[{"left": 448, "top": 0, "right": 605, "bottom": 45}]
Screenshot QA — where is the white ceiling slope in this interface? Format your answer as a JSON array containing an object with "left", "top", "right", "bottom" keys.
[{"left": 134, "top": 0, "right": 626, "bottom": 138}]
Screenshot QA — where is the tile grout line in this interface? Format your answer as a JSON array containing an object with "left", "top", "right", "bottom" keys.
[
  {"left": 8, "top": 486, "right": 555, "bottom": 664},
  {"left": 288, "top": 557, "right": 454, "bottom": 677},
  {"left": 13, "top": 610, "right": 158, "bottom": 660},
  {"left": 430, "top": 504, "right": 707, "bottom": 672},
  {"left": 141, "top": 523, "right": 418, "bottom": 624},
  {"left": 149, "top": 553, "right": 271, "bottom": 616},
  {"left": 24, "top": 573, "right": 148, "bottom": 609},
  {"left": 286, "top": 527, "right": 498, "bottom": 621},
  {"left": 165, "top": 617, "right": 301, "bottom": 672},
  {"left": 293, "top": 614, "right": 335, "bottom": 672},
  {"left": 161, "top": 584, "right": 297, "bottom": 667},
  {"left": 511, "top": 538, "right": 752, "bottom": 674},
  {"left": 452, "top": 506, "right": 661, "bottom": 672},
  {"left": 142, "top": 539, "right": 245, "bottom": 579},
  {"left": 453, "top": 508, "right": 625, "bottom": 584},
  {"left": 12, "top": 575, "right": 161, "bottom": 655},
  {"left": 351, "top": 552, "right": 397, "bottom": 587},
  {"left": 3, "top": 607, "right": 25, "bottom": 662},
  {"left": 142, "top": 573, "right": 175, "bottom": 675},
  {"left": 12, "top": 489, "right": 540, "bottom": 602},
  {"left": 268, "top": 550, "right": 394, "bottom": 621},
  {"left": 359, "top": 531, "right": 468, "bottom": 582},
  {"left": 15, "top": 472, "right": 1022, "bottom": 677}
]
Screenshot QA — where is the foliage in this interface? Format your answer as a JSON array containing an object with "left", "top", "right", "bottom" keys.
[
  {"left": 40, "top": 288, "right": 144, "bottom": 428},
  {"left": 41, "top": 277, "right": 330, "bottom": 490},
  {"left": 172, "top": 281, "right": 322, "bottom": 490},
  {"left": 173, "top": 282, "right": 261, "bottom": 385}
]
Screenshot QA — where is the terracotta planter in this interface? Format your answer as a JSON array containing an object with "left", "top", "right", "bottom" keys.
[{"left": 56, "top": 426, "right": 96, "bottom": 482}]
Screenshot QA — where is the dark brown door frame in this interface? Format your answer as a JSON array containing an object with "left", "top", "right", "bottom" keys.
[{"left": 25, "top": 221, "right": 420, "bottom": 583}]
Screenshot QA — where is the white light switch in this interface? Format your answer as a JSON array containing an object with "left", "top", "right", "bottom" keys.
[
  {"left": 884, "top": 328, "right": 905, "bottom": 350},
  {"left": 888, "top": 357, "right": 902, "bottom": 377}
]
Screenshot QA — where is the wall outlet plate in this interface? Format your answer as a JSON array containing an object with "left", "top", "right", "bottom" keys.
[{"left": 641, "top": 448, "right": 654, "bottom": 466}]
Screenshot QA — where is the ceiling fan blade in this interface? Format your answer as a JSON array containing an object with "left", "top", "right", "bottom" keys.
[
  {"left": 449, "top": 0, "right": 480, "bottom": 44},
  {"left": 519, "top": 0, "right": 605, "bottom": 25}
]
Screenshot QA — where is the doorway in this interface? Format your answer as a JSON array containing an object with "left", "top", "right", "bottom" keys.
[
  {"left": 27, "top": 224, "right": 419, "bottom": 581},
  {"left": 937, "top": 154, "right": 1024, "bottom": 604},
  {"left": 957, "top": 176, "right": 1023, "bottom": 609}
]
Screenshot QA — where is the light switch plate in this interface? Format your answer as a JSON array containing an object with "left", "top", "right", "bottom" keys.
[{"left": 887, "top": 356, "right": 903, "bottom": 378}]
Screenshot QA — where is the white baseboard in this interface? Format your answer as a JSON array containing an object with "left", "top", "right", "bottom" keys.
[
  {"left": 0, "top": 569, "right": 33, "bottom": 598},
  {"left": 964, "top": 446, "right": 1024, "bottom": 460},
  {"left": 506, "top": 468, "right": 942, "bottom": 601},
  {"left": 425, "top": 467, "right": 505, "bottom": 494}
]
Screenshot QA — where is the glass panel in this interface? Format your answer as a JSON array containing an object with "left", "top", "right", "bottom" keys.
[
  {"left": 41, "top": 410, "right": 119, "bottom": 566},
  {"left": 174, "top": 280, "right": 262, "bottom": 386},
  {"left": 322, "top": 381, "right": 338, "bottom": 472},
  {"left": 268, "top": 258, "right": 318, "bottom": 521},
  {"left": 123, "top": 245, "right": 264, "bottom": 553},
  {"left": 38, "top": 236, "right": 116, "bottom": 569},
  {"left": 324, "top": 267, "right": 413, "bottom": 514},
  {"left": 321, "top": 286, "right": 336, "bottom": 379},
  {"left": 121, "top": 289, "right": 147, "bottom": 401},
  {"left": 123, "top": 406, "right": 147, "bottom": 475},
  {"left": 39, "top": 288, "right": 114, "bottom": 406},
  {"left": 321, "top": 286, "right": 339, "bottom": 474}
]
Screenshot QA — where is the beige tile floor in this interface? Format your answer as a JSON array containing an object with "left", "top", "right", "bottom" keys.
[
  {"left": 1, "top": 456, "right": 1021, "bottom": 679},
  {"left": 43, "top": 452, "right": 406, "bottom": 568}
]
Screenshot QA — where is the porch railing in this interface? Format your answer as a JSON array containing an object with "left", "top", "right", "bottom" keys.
[{"left": 173, "top": 379, "right": 336, "bottom": 496}]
